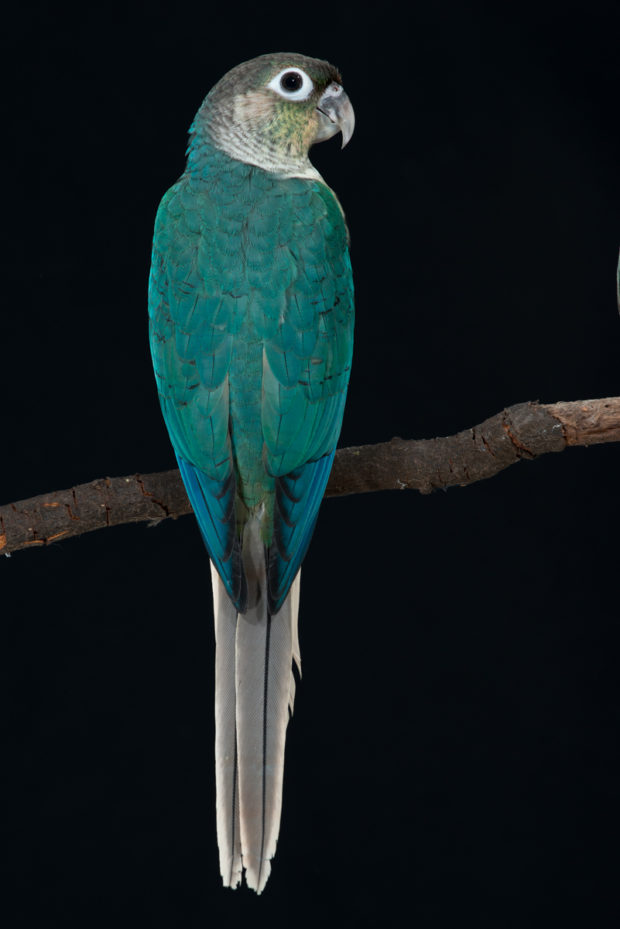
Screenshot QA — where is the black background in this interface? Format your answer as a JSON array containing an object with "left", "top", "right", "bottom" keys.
[{"left": 3, "top": 2, "right": 620, "bottom": 926}]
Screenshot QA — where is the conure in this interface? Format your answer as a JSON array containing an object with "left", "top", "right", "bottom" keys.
[{"left": 148, "top": 52, "right": 355, "bottom": 892}]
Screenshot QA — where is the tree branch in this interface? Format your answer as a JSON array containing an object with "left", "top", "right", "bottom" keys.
[{"left": 2, "top": 397, "right": 619, "bottom": 556}]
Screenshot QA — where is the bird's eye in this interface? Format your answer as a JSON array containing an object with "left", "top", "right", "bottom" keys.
[
  {"left": 267, "top": 67, "right": 314, "bottom": 101},
  {"left": 280, "top": 71, "right": 303, "bottom": 92}
]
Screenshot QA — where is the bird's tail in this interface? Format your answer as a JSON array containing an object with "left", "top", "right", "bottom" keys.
[{"left": 211, "top": 518, "right": 301, "bottom": 894}]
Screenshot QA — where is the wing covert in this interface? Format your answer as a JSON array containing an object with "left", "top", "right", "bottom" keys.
[
  {"left": 259, "top": 180, "right": 354, "bottom": 611},
  {"left": 148, "top": 176, "right": 245, "bottom": 607}
]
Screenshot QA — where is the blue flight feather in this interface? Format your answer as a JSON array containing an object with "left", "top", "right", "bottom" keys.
[{"left": 268, "top": 450, "right": 335, "bottom": 613}]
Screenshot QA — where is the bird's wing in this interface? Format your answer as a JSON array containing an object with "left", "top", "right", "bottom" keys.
[
  {"left": 259, "top": 179, "right": 355, "bottom": 612},
  {"left": 148, "top": 177, "right": 246, "bottom": 609}
]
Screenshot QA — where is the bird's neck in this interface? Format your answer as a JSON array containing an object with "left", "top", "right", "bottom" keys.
[{"left": 186, "top": 102, "right": 323, "bottom": 182}]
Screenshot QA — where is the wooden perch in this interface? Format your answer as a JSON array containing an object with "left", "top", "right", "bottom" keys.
[{"left": 1, "top": 397, "right": 620, "bottom": 557}]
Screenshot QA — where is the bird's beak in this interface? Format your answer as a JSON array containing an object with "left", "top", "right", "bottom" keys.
[{"left": 315, "top": 83, "right": 355, "bottom": 149}]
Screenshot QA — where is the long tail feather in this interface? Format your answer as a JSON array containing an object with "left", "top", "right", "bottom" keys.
[
  {"left": 212, "top": 563, "right": 242, "bottom": 888},
  {"left": 211, "top": 520, "right": 300, "bottom": 894}
]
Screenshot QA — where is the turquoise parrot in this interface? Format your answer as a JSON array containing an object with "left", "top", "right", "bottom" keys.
[{"left": 148, "top": 53, "right": 355, "bottom": 892}]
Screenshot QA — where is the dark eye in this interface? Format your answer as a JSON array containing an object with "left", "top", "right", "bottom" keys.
[
  {"left": 280, "top": 71, "right": 303, "bottom": 92},
  {"left": 268, "top": 68, "right": 314, "bottom": 100}
]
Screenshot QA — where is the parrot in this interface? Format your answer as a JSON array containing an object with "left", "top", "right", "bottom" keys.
[{"left": 148, "top": 52, "right": 355, "bottom": 893}]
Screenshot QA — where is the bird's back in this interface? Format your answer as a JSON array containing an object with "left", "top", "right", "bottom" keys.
[{"left": 150, "top": 145, "right": 354, "bottom": 570}]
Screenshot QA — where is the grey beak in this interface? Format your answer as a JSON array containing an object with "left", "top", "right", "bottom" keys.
[{"left": 315, "top": 83, "right": 355, "bottom": 149}]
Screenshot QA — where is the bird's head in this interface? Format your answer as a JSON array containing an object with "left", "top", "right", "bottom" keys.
[{"left": 189, "top": 52, "right": 355, "bottom": 177}]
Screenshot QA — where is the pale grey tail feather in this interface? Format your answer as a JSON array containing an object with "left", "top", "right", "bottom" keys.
[
  {"left": 212, "top": 562, "right": 243, "bottom": 888},
  {"left": 288, "top": 573, "right": 302, "bottom": 714},
  {"left": 211, "top": 519, "right": 301, "bottom": 894}
]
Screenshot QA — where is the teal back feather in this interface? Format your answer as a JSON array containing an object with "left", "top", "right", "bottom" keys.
[{"left": 149, "top": 142, "right": 354, "bottom": 611}]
